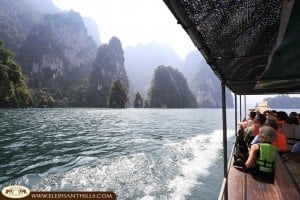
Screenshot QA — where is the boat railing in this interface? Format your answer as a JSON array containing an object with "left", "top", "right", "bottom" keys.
[{"left": 218, "top": 137, "right": 237, "bottom": 200}]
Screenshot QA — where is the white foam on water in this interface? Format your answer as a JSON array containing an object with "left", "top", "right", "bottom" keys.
[
  {"left": 17, "top": 129, "right": 235, "bottom": 200},
  {"left": 56, "top": 152, "right": 161, "bottom": 199},
  {"left": 166, "top": 129, "right": 235, "bottom": 200},
  {"left": 139, "top": 195, "right": 156, "bottom": 200}
]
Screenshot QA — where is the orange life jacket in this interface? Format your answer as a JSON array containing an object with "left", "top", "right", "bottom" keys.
[
  {"left": 272, "top": 130, "right": 287, "bottom": 152},
  {"left": 277, "top": 120, "right": 285, "bottom": 131}
]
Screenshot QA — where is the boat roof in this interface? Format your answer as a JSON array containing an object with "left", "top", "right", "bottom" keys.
[{"left": 163, "top": 0, "right": 300, "bottom": 95}]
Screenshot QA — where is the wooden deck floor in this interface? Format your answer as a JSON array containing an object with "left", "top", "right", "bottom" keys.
[
  {"left": 227, "top": 152, "right": 300, "bottom": 200},
  {"left": 282, "top": 153, "right": 300, "bottom": 190},
  {"left": 228, "top": 162, "right": 279, "bottom": 200}
]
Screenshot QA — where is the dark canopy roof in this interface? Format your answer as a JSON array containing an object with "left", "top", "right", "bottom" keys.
[{"left": 163, "top": 0, "right": 300, "bottom": 95}]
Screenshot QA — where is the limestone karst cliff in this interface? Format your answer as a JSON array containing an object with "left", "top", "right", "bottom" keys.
[{"left": 148, "top": 65, "right": 197, "bottom": 108}]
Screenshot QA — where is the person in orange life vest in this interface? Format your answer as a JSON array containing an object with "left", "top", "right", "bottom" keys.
[
  {"left": 276, "top": 111, "right": 288, "bottom": 131},
  {"left": 268, "top": 120, "right": 287, "bottom": 152}
]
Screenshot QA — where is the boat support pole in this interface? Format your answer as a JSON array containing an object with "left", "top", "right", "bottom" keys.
[
  {"left": 244, "top": 95, "right": 247, "bottom": 118},
  {"left": 221, "top": 82, "right": 228, "bottom": 200},
  {"left": 239, "top": 95, "right": 242, "bottom": 121},
  {"left": 235, "top": 94, "right": 237, "bottom": 137}
]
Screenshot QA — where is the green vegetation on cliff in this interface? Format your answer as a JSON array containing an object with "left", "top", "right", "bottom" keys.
[
  {"left": 148, "top": 65, "right": 197, "bottom": 108},
  {"left": 134, "top": 92, "right": 144, "bottom": 108},
  {"left": 108, "top": 80, "right": 128, "bottom": 108},
  {"left": 86, "top": 37, "right": 129, "bottom": 107},
  {"left": 0, "top": 41, "right": 31, "bottom": 108}
]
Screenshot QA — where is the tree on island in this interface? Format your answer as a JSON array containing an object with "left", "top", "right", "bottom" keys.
[
  {"left": 108, "top": 80, "right": 128, "bottom": 108},
  {"left": 0, "top": 41, "right": 31, "bottom": 108},
  {"left": 134, "top": 92, "right": 144, "bottom": 108}
]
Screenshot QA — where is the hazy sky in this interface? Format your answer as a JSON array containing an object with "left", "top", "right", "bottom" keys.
[
  {"left": 52, "top": 0, "right": 196, "bottom": 60},
  {"left": 52, "top": 0, "right": 299, "bottom": 109}
]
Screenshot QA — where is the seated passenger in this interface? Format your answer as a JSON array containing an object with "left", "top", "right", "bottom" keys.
[
  {"left": 292, "top": 142, "right": 300, "bottom": 153},
  {"left": 268, "top": 119, "right": 287, "bottom": 152},
  {"left": 239, "top": 111, "right": 257, "bottom": 130},
  {"left": 252, "top": 119, "right": 287, "bottom": 152},
  {"left": 276, "top": 111, "right": 288, "bottom": 130},
  {"left": 234, "top": 126, "right": 277, "bottom": 179},
  {"left": 244, "top": 113, "right": 266, "bottom": 144},
  {"left": 286, "top": 111, "right": 299, "bottom": 125}
]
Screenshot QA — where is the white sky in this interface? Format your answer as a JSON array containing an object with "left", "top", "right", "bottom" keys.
[
  {"left": 52, "top": 0, "right": 196, "bottom": 60},
  {"left": 52, "top": 0, "right": 299, "bottom": 108}
]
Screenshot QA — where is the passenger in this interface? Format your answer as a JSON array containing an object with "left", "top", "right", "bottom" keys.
[
  {"left": 244, "top": 113, "right": 266, "bottom": 144},
  {"left": 289, "top": 111, "right": 298, "bottom": 118},
  {"left": 276, "top": 111, "right": 288, "bottom": 130},
  {"left": 266, "top": 111, "right": 277, "bottom": 121},
  {"left": 292, "top": 142, "right": 300, "bottom": 153},
  {"left": 268, "top": 119, "right": 287, "bottom": 152},
  {"left": 285, "top": 116, "right": 299, "bottom": 125},
  {"left": 234, "top": 126, "right": 277, "bottom": 179},
  {"left": 239, "top": 111, "right": 256, "bottom": 129},
  {"left": 247, "top": 111, "right": 257, "bottom": 128},
  {"left": 251, "top": 118, "right": 279, "bottom": 144},
  {"left": 251, "top": 118, "right": 287, "bottom": 152},
  {"left": 234, "top": 111, "right": 257, "bottom": 161}
]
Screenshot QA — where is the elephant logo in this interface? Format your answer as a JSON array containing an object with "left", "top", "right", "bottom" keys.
[{"left": 1, "top": 185, "right": 30, "bottom": 199}]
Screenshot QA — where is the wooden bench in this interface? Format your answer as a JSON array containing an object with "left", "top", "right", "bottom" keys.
[
  {"left": 227, "top": 152, "right": 300, "bottom": 200},
  {"left": 282, "top": 124, "right": 300, "bottom": 151}
]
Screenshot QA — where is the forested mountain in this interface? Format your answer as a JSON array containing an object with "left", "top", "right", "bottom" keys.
[
  {"left": 0, "top": 41, "right": 31, "bottom": 108},
  {"left": 148, "top": 65, "right": 197, "bottom": 108},
  {"left": 84, "top": 37, "right": 129, "bottom": 107},
  {"left": 0, "top": 0, "right": 103, "bottom": 107},
  {"left": 19, "top": 11, "right": 97, "bottom": 88},
  {"left": 0, "top": 0, "right": 233, "bottom": 108},
  {"left": 264, "top": 95, "right": 300, "bottom": 109},
  {"left": 0, "top": 0, "right": 45, "bottom": 55}
]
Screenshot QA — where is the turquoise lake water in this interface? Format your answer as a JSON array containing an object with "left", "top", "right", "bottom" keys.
[{"left": 0, "top": 108, "right": 237, "bottom": 199}]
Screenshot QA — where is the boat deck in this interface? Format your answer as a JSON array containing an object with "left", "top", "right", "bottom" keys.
[
  {"left": 228, "top": 152, "right": 300, "bottom": 200},
  {"left": 282, "top": 153, "right": 300, "bottom": 190}
]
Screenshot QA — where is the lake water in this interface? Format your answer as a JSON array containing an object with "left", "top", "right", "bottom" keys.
[{"left": 0, "top": 108, "right": 237, "bottom": 199}]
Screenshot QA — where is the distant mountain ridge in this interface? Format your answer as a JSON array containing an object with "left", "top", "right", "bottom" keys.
[{"left": 264, "top": 95, "right": 300, "bottom": 109}]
